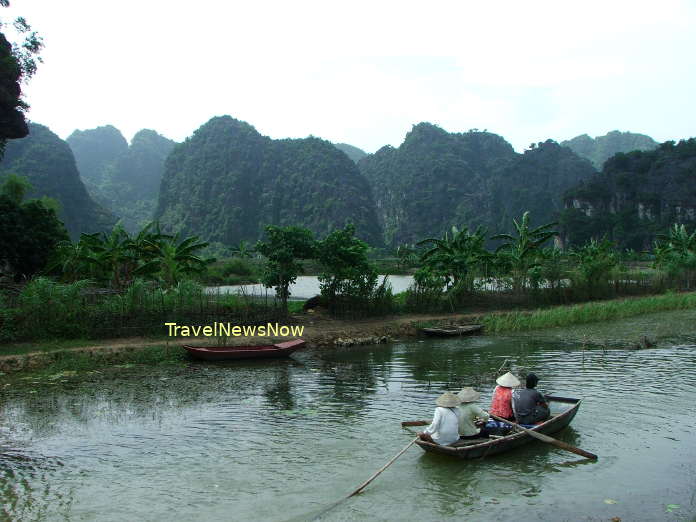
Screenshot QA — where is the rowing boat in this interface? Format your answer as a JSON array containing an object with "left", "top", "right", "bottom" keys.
[
  {"left": 421, "top": 324, "right": 484, "bottom": 337},
  {"left": 414, "top": 395, "right": 581, "bottom": 459},
  {"left": 183, "top": 339, "right": 305, "bottom": 361}
]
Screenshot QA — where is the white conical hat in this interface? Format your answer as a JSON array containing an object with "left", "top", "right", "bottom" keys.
[
  {"left": 435, "top": 392, "right": 461, "bottom": 407},
  {"left": 496, "top": 371, "right": 521, "bottom": 387},
  {"left": 457, "top": 387, "right": 481, "bottom": 403}
]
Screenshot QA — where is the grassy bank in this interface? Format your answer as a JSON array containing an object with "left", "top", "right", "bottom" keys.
[
  {"left": 482, "top": 291, "right": 696, "bottom": 333},
  {"left": 0, "top": 343, "right": 187, "bottom": 376}
]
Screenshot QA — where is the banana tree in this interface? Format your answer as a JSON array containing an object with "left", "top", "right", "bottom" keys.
[
  {"left": 141, "top": 234, "right": 212, "bottom": 287},
  {"left": 653, "top": 224, "right": 696, "bottom": 289},
  {"left": 417, "top": 225, "right": 490, "bottom": 291},
  {"left": 492, "top": 212, "right": 557, "bottom": 292}
]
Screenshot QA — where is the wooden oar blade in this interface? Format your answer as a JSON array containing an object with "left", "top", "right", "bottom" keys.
[
  {"left": 401, "top": 420, "right": 429, "bottom": 427},
  {"left": 489, "top": 413, "right": 598, "bottom": 460}
]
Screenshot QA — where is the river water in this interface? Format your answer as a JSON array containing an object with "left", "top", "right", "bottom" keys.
[
  {"left": 211, "top": 275, "right": 416, "bottom": 300},
  {"left": 1, "top": 310, "right": 696, "bottom": 521}
]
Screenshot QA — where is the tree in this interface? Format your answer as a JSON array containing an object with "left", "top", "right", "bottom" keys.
[
  {"left": 316, "top": 223, "right": 378, "bottom": 307},
  {"left": 492, "top": 212, "right": 557, "bottom": 292},
  {"left": 142, "top": 232, "right": 212, "bottom": 287},
  {"left": 653, "top": 224, "right": 696, "bottom": 289},
  {"left": 52, "top": 221, "right": 212, "bottom": 288},
  {"left": 255, "top": 225, "right": 317, "bottom": 308},
  {"left": 0, "top": 1, "right": 43, "bottom": 154},
  {"left": 0, "top": 175, "right": 68, "bottom": 280},
  {"left": 417, "top": 225, "right": 490, "bottom": 291},
  {"left": 569, "top": 238, "right": 618, "bottom": 299},
  {"left": 232, "top": 240, "right": 254, "bottom": 259}
]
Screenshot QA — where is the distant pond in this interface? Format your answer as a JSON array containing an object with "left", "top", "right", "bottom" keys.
[{"left": 209, "top": 275, "right": 415, "bottom": 300}]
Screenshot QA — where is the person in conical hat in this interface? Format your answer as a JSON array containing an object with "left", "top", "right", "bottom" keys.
[
  {"left": 490, "top": 371, "right": 521, "bottom": 420},
  {"left": 418, "top": 392, "right": 462, "bottom": 445},
  {"left": 496, "top": 372, "right": 521, "bottom": 387},
  {"left": 456, "top": 387, "right": 493, "bottom": 439}
]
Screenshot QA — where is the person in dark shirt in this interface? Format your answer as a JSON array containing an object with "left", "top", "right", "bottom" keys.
[{"left": 511, "top": 373, "right": 550, "bottom": 425}]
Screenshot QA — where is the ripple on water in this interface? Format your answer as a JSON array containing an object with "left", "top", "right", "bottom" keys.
[{"left": 2, "top": 313, "right": 696, "bottom": 521}]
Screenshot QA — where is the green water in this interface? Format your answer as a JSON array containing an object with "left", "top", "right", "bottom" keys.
[{"left": 2, "top": 309, "right": 696, "bottom": 521}]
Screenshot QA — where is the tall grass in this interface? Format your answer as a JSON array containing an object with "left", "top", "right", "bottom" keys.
[
  {"left": 1, "top": 278, "right": 286, "bottom": 344},
  {"left": 482, "top": 291, "right": 696, "bottom": 333}
]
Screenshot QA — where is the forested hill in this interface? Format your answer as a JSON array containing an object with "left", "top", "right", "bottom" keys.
[
  {"left": 66, "top": 125, "right": 128, "bottom": 186},
  {"left": 333, "top": 143, "right": 367, "bottom": 163},
  {"left": 490, "top": 140, "right": 597, "bottom": 233},
  {"left": 155, "top": 116, "right": 382, "bottom": 245},
  {"left": 560, "top": 139, "right": 696, "bottom": 249},
  {"left": 0, "top": 123, "right": 116, "bottom": 238},
  {"left": 357, "top": 123, "right": 597, "bottom": 245},
  {"left": 67, "top": 126, "right": 176, "bottom": 233},
  {"left": 561, "top": 130, "right": 658, "bottom": 169}
]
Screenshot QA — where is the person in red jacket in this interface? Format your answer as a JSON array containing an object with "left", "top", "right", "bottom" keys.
[{"left": 489, "top": 371, "right": 520, "bottom": 420}]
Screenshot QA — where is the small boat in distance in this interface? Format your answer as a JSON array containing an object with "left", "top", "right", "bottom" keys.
[
  {"left": 421, "top": 324, "right": 484, "bottom": 337},
  {"left": 415, "top": 396, "right": 581, "bottom": 459},
  {"left": 183, "top": 339, "right": 305, "bottom": 361}
]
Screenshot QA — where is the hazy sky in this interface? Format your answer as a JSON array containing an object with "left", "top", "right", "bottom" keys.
[{"left": 5, "top": 0, "right": 696, "bottom": 152}]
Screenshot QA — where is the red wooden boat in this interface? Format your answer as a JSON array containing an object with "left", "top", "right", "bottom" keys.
[{"left": 183, "top": 339, "right": 305, "bottom": 361}]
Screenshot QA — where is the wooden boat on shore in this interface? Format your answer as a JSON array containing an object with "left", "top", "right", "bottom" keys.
[
  {"left": 421, "top": 324, "right": 484, "bottom": 337},
  {"left": 183, "top": 339, "right": 305, "bottom": 361},
  {"left": 415, "top": 396, "right": 581, "bottom": 459}
]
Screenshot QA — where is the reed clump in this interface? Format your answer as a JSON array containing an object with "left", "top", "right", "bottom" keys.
[{"left": 482, "top": 291, "right": 696, "bottom": 332}]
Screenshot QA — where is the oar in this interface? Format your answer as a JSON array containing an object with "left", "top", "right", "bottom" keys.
[
  {"left": 349, "top": 436, "right": 419, "bottom": 496},
  {"left": 488, "top": 413, "right": 598, "bottom": 460},
  {"left": 309, "top": 436, "right": 419, "bottom": 520},
  {"left": 401, "top": 420, "right": 429, "bottom": 427}
]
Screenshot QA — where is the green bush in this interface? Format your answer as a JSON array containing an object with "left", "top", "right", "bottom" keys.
[{"left": 222, "top": 258, "right": 256, "bottom": 277}]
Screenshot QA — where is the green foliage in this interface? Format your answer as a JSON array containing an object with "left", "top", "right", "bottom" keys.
[
  {"left": 255, "top": 225, "right": 317, "bottom": 306},
  {"left": 231, "top": 240, "right": 254, "bottom": 259},
  {"left": 0, "top": 123, "right": 116, "bottom": 237},
  {"left": 67, "top": 127, "right": 176, "bottom": 233},
  {"left": 418, "top": 225, "right": 490, "bottom": 292},
  {"left": 0, "top": 3, "right": 43, "bottom": 151},
  {"left": 492, "top": 212, "right": 557, "bottom": 291},
  {"left": 1, "top": 277, "right": 286, "bottom": 344},
  {"left": 653, "top": 224, "right": 696, "bottom": 289},
  {"left": 202, "top": 257, "right": 261, "bottom": 285},
  {"left": 482, "top": 291, "right": 696, "bottom": 333},
  {"left": 395, "top": 244, "right": 419, "bottom": 270},
  {"left": 51, "top": 221, "right": 212, "bottom": 289},
  {"left": 359, "top": 124, "right": 595, "bottom": 246},
  {"left": 405, "top": 267, "right": 449, "bottom": 312},
  {"left": 142, "top": 232, "right": 212, "bottom": 287},
  {"left": 0, "top": 174, "right": 68, "bottom": 280},
  {"left": 155, "top": 116, "right": 381, "bottom": 247},
  {"left": 16, "top": 278, "right": 93, "bottom": 338},
  {"left": 0, "top": 171, "right": 30, "bottom": 203},
  {"left": 569, "top": 238, "right": 618, "bottom": 299},
  {"left": 316, "top": 224, "right": 380, "bottom": 310},
  {"left": 561, "top": 138, "right": 696, "bottom": 249}
]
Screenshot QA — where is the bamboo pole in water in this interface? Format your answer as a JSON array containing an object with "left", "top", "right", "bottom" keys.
[
  {"left": 310, "top": 436, "right": 419, "bottom": 520},
  {"left": 348, "top": 436, "right": 419, "bottom": 497}
]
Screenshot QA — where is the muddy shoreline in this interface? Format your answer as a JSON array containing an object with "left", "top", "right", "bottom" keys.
[{"left": 0, "top": 312, "right": 483, "bottom": 374}]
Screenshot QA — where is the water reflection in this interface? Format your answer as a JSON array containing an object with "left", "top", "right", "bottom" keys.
[{"left": 1, "top": 309, "right": 695, "bottom": 520}]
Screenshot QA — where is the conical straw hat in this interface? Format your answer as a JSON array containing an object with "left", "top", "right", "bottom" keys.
[
  {"left": 457, "top": 387, "right": 481, "bottom": 403},
  {"left": 496, "top": 371, "right": 521, "bottom": 387},
  {"left": 435, "top": 392, "right": 461, "bottom": 407}
]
